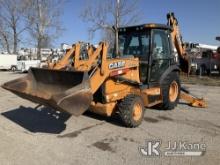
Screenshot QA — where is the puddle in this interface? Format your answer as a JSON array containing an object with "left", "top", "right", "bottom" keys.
[
  {"left": 57, "top": 122, "right": 104, "bottom": 138},
  {"left": 157, "top": 116, "right": 174, "bottom": 121},
  {"left": 92, "top": 141, "right": 115, "bottom": 153},
  {"left": 122, "top": 137, "right": 135, "bottom": 142},
  {"left": 144, "top": 117, "right": 159, "bottom": 123}
]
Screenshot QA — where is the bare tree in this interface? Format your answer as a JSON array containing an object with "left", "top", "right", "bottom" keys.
[
  {"left": 0, "top": 0, "right": 27, "bottom": 54},
  {"left": 0, "top": 18, "right": 12, "bottom": 53},
  {"left": 24, "top": 0, "right": 64, "bottom": 60},
  {"left": 81, "top": 0, "right": 141, "bottom": 54}
]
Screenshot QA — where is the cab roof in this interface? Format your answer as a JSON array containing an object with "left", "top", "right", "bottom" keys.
[{"left": 118, "top": 23, "right": 172, "bottom": 32}]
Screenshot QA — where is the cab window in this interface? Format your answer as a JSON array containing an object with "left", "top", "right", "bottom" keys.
[
  {"left": 152, "top": 29, "right": 171, "bottom": 59},
  {"left": 118, "top": 31, "right": 150, "bottom": 60}
]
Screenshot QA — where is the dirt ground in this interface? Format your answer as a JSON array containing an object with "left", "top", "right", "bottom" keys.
[{"left": 0, "top": 71, "right": 220, "bottom": 165}]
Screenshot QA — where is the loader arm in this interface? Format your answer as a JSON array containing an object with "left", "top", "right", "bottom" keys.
[
  {"left": 87, "top": 42, "right": 139, "bottom": 94},
  {"left": 74, "top": 42, "right": 106, "bottom": 71},
  {"left": 167, "top": 12, "right": 190, "bottom": 74},
  {"left": 51, "top": 43, "right": 80, "bottom": 70},
  {"left": 50, "top": 42, "right": 105, "bottom": 72}
]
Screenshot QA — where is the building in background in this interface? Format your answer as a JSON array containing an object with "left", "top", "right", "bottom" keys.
[{"left": 17, "top": 45, "right": 65, "bottom": 62}]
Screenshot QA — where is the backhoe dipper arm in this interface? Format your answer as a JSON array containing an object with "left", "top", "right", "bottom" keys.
[
  {"left": 167, "top": 12, "right": 190, "bottom": 74},
  {"left": 167, "top": 12, "right": 207, "bottom": 108}
]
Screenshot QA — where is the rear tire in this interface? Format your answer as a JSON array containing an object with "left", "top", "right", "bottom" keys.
[
  {"left": 206, "top": 69, "right": 211, "bottom": 76},
  {"left": 11, "top": 66, "right": 16, "bottom": 72},
  {"left": 160, "top": 72, "right": 180, "bottom": 110},
  {"left": 199, "top": 65, "right": 206, "bottom": 76},
  {"left": 118, "top": 95, "right": 145, "bottom": 127}
]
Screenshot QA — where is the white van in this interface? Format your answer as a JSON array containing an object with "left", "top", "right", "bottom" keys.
[
  {"left": 17, "top": 60, "right": 41, "bottom": 72},
  {"left": 0, "top": 54, "right": 17, "bottom": 71}
]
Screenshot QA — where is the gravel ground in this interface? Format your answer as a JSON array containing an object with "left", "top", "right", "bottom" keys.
[{"left": 0, "top": 71, "right": 220, "bottom": 165}]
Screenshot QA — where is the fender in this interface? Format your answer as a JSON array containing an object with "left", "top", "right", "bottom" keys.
[{"left": 159, "top": 64, "right": 180, "bottom": 85}]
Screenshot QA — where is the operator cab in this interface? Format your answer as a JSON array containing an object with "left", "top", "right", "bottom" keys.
[{"left": 118, "top": 24, "right": 176, "bottom": 85}]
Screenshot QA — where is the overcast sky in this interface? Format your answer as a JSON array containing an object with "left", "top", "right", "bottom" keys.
[{"left": 55, "top": 0, "right": 220, "bottom": 47}]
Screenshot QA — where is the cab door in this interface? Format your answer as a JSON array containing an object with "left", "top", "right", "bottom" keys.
[
  {"left": 118, "top": 30, "right": 150, "bottom": 84},
  {"left": 149, "top": 29, "right": 173, "bottom": 83}
]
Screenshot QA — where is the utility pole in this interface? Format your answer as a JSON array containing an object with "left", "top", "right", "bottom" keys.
[
  {"left": 37, "top": 0, "right": 42, "bottom": 60},
  {"left": 115, "top": 0, "right": 120, "bottom": 57}
]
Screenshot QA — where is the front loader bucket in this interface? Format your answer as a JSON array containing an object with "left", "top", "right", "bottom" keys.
[{"left": 2, "top": 68, "right": 93, "bottom": 116}]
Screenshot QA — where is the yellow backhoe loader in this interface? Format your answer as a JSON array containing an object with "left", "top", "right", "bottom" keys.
[{"left": 2, "top": 12, "right": 206, "bottom": 127}]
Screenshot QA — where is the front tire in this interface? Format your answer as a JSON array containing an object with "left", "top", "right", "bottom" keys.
[
  {"left": 118, "top": 95, "right": 145, "bottom": 127},
  {"left": 160, "top": 72, "right": 180, "bottom": 110}
]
